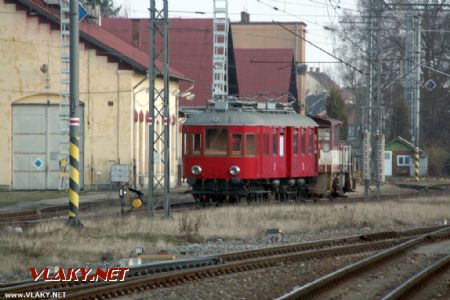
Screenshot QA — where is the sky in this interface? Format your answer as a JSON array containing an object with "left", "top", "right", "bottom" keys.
[{"left": 112, "top": 0, "right": 358, "bottom": 74}]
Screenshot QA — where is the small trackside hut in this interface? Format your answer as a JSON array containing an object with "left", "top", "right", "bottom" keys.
[{"left": 182, "top": 100, "right": 319, "bottom": 204}]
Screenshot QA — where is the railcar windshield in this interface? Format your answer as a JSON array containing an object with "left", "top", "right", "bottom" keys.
[
  {"left": 205, "top": 128, "right": 228, "bottom": 156},
  {"left": 246, "top": 134, "right": 256, "bottom": 157}
]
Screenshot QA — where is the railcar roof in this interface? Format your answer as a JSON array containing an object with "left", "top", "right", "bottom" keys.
[{"left": 183, "top": 111, "right": 318, "bottom": 127}]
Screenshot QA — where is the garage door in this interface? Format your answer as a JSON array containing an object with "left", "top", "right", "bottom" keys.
[{"left": 12, "top": 104, "right": 84, "bottom": 190}]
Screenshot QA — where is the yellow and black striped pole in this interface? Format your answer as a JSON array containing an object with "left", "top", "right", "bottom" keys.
[
  {"left": 68, "top": 0, "right": 81, "bottom": 226},
  {"left": 68, "top": 118, "right": 81, "bottom": 226},
  {"left": 415, "top": 147, "right": 420, "bottom": 182}
]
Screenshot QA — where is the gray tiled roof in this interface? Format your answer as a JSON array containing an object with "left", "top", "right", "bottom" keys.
[{"left": 183, "top": 111, "right": 318, "bottom": 127}]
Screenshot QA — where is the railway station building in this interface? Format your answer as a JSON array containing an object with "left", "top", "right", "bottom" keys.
[{"left": 0, "top": 0, "right": 189, "bottom": 190}]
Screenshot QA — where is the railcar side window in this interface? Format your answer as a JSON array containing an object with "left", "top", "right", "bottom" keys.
[
  {"left": 246, "top": 134, "right": 256, "bottom": 157},
  {"left": 308, "top": 130, "right": 313, "bottom": 154},
  {"left": 192, "top": 133, "right": 201, "bottom": 155},
  {"left": 205, "top": 128, "right": 228, "bottom": 156},
  {"left": 264, "top": 134, "right": 270, "bottom": 155},
  {"left": 231, "top": 134, "right": 242, "bottom": 156},
  {"left": 279, "top": 133, "right": 285, "bottom": 157},
  {"left": 293, "top": 129, "right": 298, "bottom": 155},
  {"left": 183, "top": 133, "right": 187, "bottom": 156},
  {"left": 273, "top": 130, "right": 277, "bottom": 155},
  {"left": 301, "top": 129, "right": 306, "bottom": 154}
]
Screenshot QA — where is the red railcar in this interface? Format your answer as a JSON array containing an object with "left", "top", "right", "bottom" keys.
[{"left": 182, "top": 108, "right": 320, "bottom": 203}]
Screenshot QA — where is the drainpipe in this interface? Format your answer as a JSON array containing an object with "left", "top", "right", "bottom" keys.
[
  {"left": 132, "top": 76, "right": 147, "bottom": 188},
  {"left": 116, "top": 71, "right": 120, "bottom": 164}
]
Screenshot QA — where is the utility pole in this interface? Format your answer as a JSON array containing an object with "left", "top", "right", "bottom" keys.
[
  {"left": 414, "top": 14, "right": 421, "bottom": 182},
  {"left": 373, "top": 0, "right": 384, "bottom": 200},
  {"left": 148, "top": 0, "right": 170, "bottom": 218},
  {"left": 404, "top": 10, "right": 422, "bottom": 182},
  {"left": 68, "top": 0, "right": 81, "bottom": 226},
  {"left": 404, "top": 11, "right": 421, "bottom": 148}
]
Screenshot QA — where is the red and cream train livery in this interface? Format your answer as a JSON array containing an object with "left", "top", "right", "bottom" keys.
[{"left": 182, "top": 104, "right": 350, "bottom": 203}]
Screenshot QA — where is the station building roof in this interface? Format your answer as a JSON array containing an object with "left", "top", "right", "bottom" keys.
[{"left": 14, "top": 0, "right": 188, "bottom": 80}]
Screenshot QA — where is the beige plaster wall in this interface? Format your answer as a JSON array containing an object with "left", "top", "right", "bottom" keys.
[{"left": 0, "top": 0, "right": 180, "bottom": 189}]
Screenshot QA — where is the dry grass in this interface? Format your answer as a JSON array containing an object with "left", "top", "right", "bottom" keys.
[{"left": 1, "top": 195, "right": 450, "bottom": 280}]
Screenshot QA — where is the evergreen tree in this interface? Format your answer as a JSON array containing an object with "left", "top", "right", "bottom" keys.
[
  {"left": 82, "top": 0, "right": 121, "bottom": 17},
  {"left": 326, "top": 87, "right": 348, "bottom": 141},
  {"left": 390, "top": 96, "right": 410, "bottom": 140}
]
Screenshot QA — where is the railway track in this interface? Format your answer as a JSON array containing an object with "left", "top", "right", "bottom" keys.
[
  {"left": 1, "top": 225, "right": 448, "bottom": 299},
  {"left": 382, "top": 253, "right": 450, "bottom": 300},
  {"left": 276, "top": 226, "right": 450, "bottom": 299},
  {"left": 0, "top": 201, "right": 196, "bottom": 227},
  {"left": 2, "top": 183, "right": 445, "bottom": 226}
]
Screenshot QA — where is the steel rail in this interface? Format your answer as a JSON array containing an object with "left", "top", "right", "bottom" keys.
[
  {"left": 1, "top": 225, "right": 446, "bottom": 292},
  {"left": 2, "top": 185, "right": 448, "bottom": 225},
  {"left": 218, "top": 224, "right": 447, "bottom": 263},
  {"left": 382, "top": 253, "right": 450, "bottom": 300},
  {"left": 61, "top": 238, "right": 406, "bottom": 299},
  {"left": 0, "top": 256, "right": 219, "bottom": 293},
  {"left": 0, "top": 238, "right": 406, "bottom": 298},
  {"left": 275, "top": 227, "right": 450, "bottom": 300}
]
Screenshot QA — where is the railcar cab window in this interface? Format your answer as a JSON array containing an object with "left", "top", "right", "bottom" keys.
[
  {"left": 231, "top": 134, "right": 242, "bottom": 156},
  {"left": 205, "top": 128, "right": 228, "bottom": 156},
  {"left": 246, "top": 134, "right": 256, "bottom": 157},
  {"left": 319, "top": 128, "right": 330, "bottom": 152},
  {"left": 192, "top": 133, "right": 201, "bottom": 155}
]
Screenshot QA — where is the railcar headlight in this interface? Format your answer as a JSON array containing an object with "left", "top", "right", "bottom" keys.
[
  {"left": 229, "top": 165, "right": 240, "bottom": 176},
  {"left": 191, "top": 165, "right": 202, "bottom": 176}
]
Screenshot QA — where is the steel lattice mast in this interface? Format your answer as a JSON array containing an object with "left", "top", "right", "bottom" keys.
[
  {"left": 148, "top": 0, "right": 170, "bottom": 217},
  {"left": 58, "top": 0, "right": 71, "bottom": 191},
  {"left": 363, "top": 0, "right": 385, "bottom": 201},
  {"left": 212, "top": 0, "right": 229, "bottom": 101}
]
